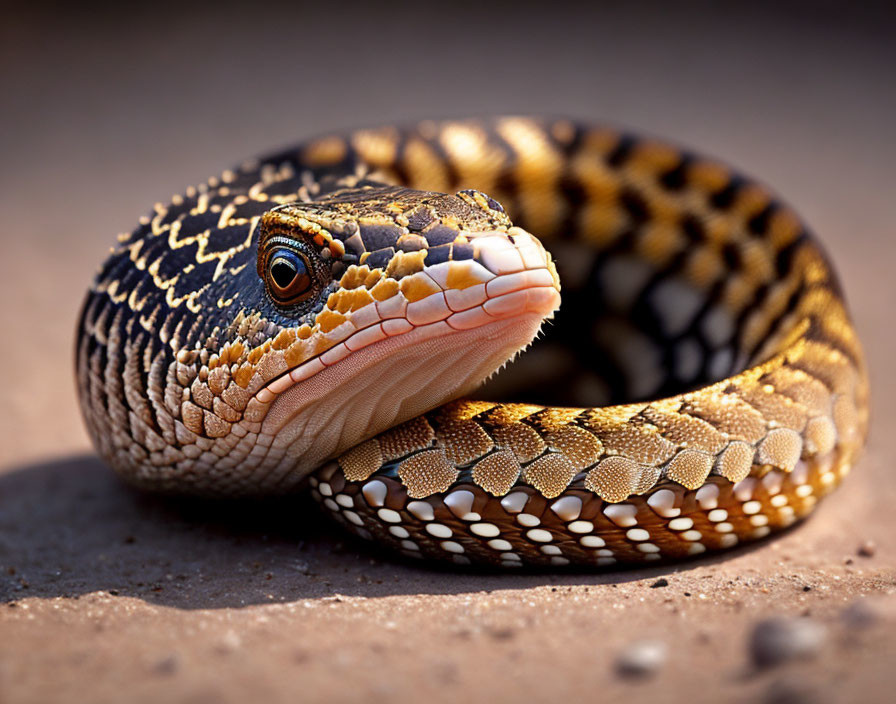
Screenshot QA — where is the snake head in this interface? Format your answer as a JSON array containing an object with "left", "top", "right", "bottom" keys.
[
  {"left": 84, "top": 182, "right": 559, "bottom": 493},
  {"left": 179, "top": 184, "right": 559, "bottom": 488}
]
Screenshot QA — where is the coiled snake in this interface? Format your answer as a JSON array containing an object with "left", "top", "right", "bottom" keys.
[{"left": 76, "top": 117, "right": 868, "bottom": 568}]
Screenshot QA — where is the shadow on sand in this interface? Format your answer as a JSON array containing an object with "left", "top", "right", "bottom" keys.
[{"left": 0, "top": 455, "right": 769, "bottom": 609}]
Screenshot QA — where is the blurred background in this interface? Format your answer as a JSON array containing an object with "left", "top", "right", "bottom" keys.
[
  {"left": 1, "top": 3, "right": 894, "bottom": 703},
  {"left": 1, "top": 0, "right": 893, "bottom": 467}
]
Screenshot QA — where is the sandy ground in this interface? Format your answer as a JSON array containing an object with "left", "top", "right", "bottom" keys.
[{"left": 1, "top": 3, "right": 894, "bottom": 703}]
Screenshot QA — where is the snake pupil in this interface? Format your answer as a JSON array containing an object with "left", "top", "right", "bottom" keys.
[
  {"left": 271, "top": 259, "right": 297, "bottom": 288},
  {"left": 268, "top": 249, "right": 313, "bottom": 303}
]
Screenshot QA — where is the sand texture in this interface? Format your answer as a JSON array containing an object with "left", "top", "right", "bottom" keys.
[{"left": 1, "top": 4, "right": 893, "bottom": 703}]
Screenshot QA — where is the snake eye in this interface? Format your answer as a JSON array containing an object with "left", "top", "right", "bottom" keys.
[{"left": 266, "top": 248, "right": 314, "bottom": 304}]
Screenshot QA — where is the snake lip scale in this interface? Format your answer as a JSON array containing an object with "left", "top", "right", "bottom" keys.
[{"left": 76, "top": 117, "right": 868, "bottom": 568}]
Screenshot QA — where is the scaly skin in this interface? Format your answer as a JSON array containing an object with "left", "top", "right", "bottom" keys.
[{"left": 76, "top": 117, "right": 868, "bottom": 568}]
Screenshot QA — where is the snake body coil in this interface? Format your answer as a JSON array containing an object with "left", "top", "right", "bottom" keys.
[{"left": 76, "top": 118, "right": 868, "bottom": 567}]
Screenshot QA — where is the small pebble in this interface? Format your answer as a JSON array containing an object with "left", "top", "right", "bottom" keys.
[
  {"left": 857, "top": 540, "right": 876, "bottom": 558},
  {"left": 616, "top": 640, "right": 667, "bottom": 678},
  {"left": 487, "top": 626, "right": 516, "bottom": 641},
  {"left": 650, "top": 578, "right": 669, "bottom": 589},
  {"left": 152, "top": 654, "right": 180, "bottom": 676},
  {"left": 841, "top": 600, "right": 880, "bottom": 630},
  {"left": 749, "top": 617, "right": 826, "bottom": 668},
  {"left": 218, "top": 629, "right": 242, "bottom": 652}
]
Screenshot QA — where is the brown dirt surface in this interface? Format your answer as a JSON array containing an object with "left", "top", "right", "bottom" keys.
[{"left": 1, "top": 4, "right": 894, "bottom": 703}]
